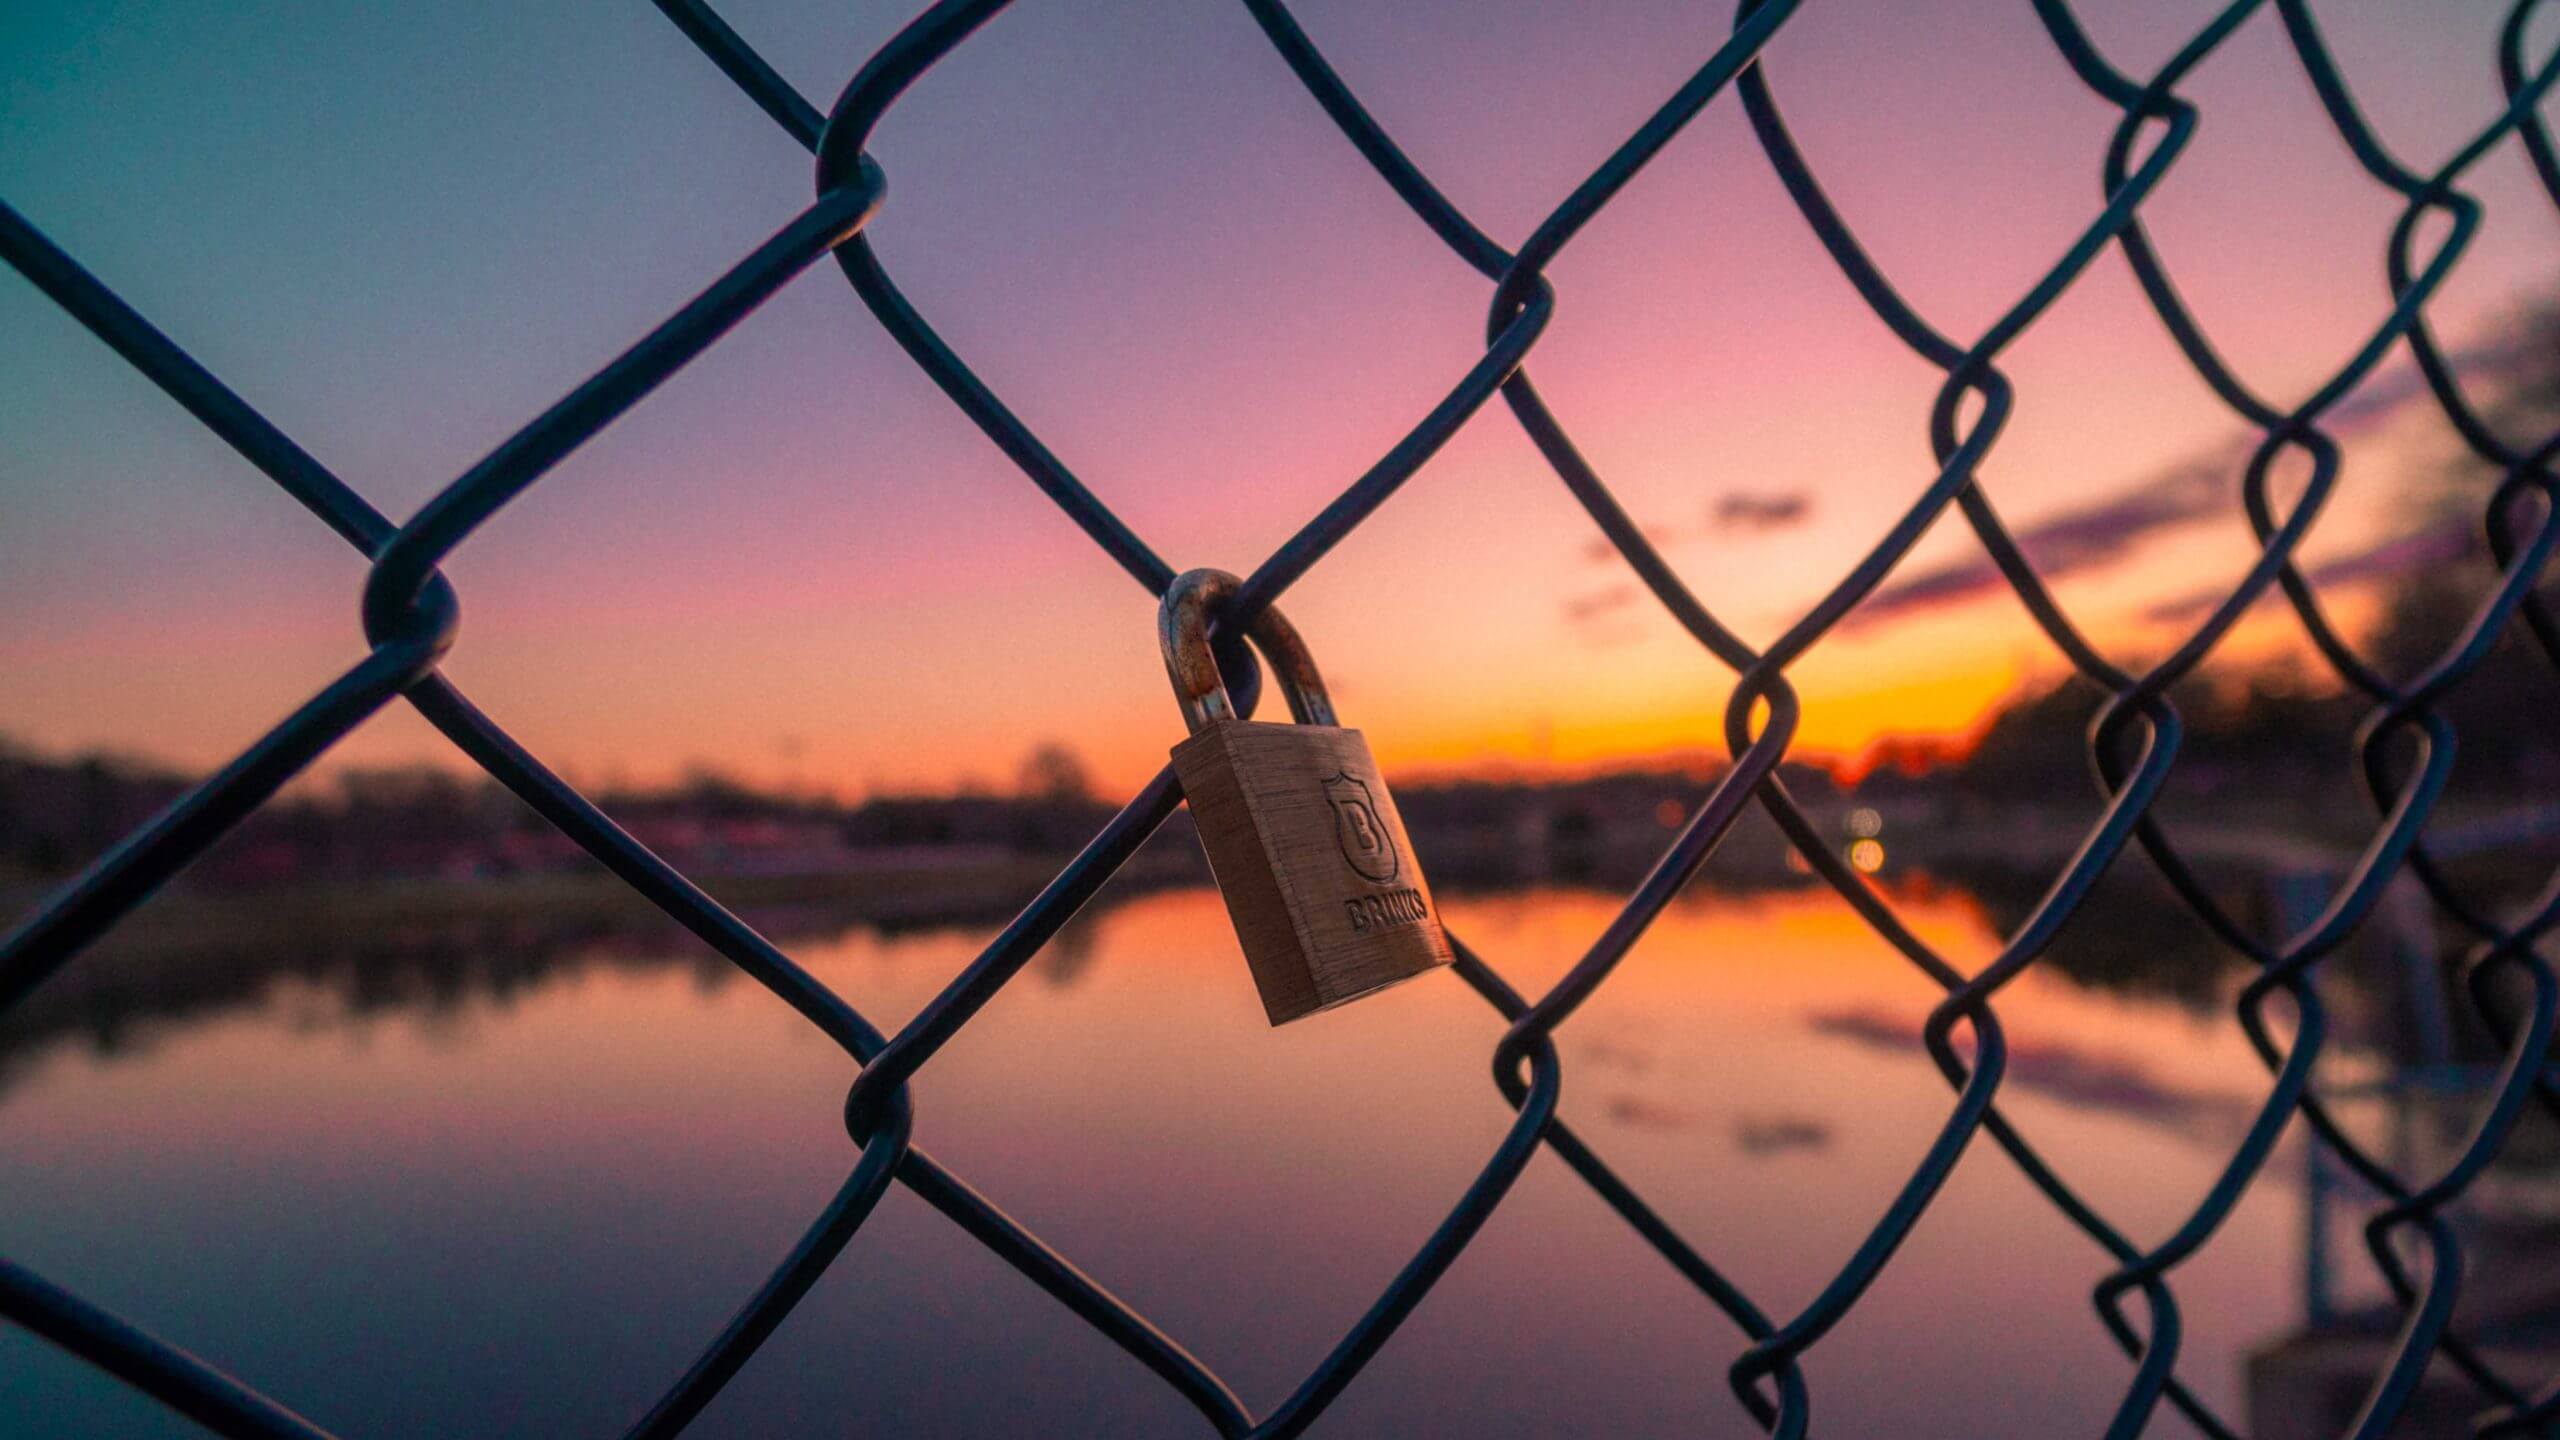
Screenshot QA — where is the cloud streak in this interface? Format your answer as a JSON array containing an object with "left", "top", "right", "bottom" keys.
[
  {"left": 1714, "top": 491, "right": 1813, "bottom": 532},
  {"left": 1561, "top": 583, "right": 1641, "bottom": 624},
  {"left": 1575, "top": 489, "right": 1816, "bottom": 567},
  {"left": 1842, "top": 460, "right": 2229, "bottom": 632},
  {"left": 1563, "top": 491, "right": 1817, "bottom": 643},
  {"left": 1837, "top": 337, "right": 2542, "bottom": 635}
]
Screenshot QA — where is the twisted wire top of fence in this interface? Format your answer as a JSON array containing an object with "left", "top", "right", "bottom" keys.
[{"left": 6, "top": 1, "right": 2560, "bottom": 1436}]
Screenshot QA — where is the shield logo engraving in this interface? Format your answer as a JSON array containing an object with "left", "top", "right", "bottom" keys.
[{"left": 1323, "top": 772, "right": 1400, "bottom": 884}]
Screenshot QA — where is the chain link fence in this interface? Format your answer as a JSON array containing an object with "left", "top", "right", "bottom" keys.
[{"left": 5, "top": 0, "right": 2560, "bottom": 1434}]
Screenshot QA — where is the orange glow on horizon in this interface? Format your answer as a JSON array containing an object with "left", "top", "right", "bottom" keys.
[{"left": 6, "top": 0, "right": 2546, "bottom": 804}]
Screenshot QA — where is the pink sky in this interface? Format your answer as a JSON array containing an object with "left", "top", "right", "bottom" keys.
[{"left": 3, "top": 0, "right": 2553, "bottom": 797}]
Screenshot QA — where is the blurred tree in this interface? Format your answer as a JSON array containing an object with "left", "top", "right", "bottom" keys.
[{"left": 1014, "top": 742, "right": 1093, "bottom": 803}]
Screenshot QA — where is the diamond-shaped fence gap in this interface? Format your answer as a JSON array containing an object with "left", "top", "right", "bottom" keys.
[
  {"left": 388, "top": 288, "right": 1144, "bottom": 801},
  {"left": 1744, "top": 4, "right": 2182, "bottom": 349},
  {"left": 2102, "top": 54, "right": 2446, "bottom": 396},
  {"left": 1245, "top": 0, "right": 1803, "bottom": 254},
  {"left": 814, "top": 4, "right": 1499, "bottom": 560},
  {"left": 852, "top": 886, "right": 1515, "bottom": 1402}
]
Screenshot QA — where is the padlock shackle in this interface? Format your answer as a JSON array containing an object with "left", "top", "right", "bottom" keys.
[{"left": 1159, "top": 568, "right": 1337, "bottom": 733}]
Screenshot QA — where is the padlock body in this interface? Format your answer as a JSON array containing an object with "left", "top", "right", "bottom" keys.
[{"left": 1172, "top": 719, "right": 1453, "bottom": 1025}]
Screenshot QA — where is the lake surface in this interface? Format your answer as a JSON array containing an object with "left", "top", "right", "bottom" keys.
[{"left": 0, "top": 883, "right": 2325, "bottom": 1437}]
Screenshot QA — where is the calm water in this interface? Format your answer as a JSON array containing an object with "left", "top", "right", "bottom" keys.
[{"left": 0, "top": 884, "right": 2316, "bottom": 1437}]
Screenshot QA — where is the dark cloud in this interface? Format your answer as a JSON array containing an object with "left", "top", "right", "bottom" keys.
[
  {"left": 1561, "top": 583, "right": 1641, "bottom": 623},
  {"left": 1713, "top": 491, "right": 1814, "bottom": 532},
  {"left": 1575, "top": 492, "right": 1812, "bottom": 567},
  {"left": 1558, "top": 582, "right": 1658, "bottom": 650},
  {"left": 1843, "top": 460, "right": 2228, "bottom": 631},
  {"left": 1601, "top": 1094, "right": 1702, "bottom": 1132},
  {"left": 1734, "top": 1114, "right": 1831, "bottom": 1155}
]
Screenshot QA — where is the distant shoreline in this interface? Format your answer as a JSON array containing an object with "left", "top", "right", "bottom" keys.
[{"left": 17, "top": 850, "right": 1202, "bottom": 963}]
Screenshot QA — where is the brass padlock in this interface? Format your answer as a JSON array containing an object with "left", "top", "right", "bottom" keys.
[{"left": 1161, "top": 568, "right": 1453, "bottom": 1025}]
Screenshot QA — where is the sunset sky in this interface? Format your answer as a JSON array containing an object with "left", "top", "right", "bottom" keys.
[{"left": 4, "top": 0, "right": 2554, "bottom": 798}]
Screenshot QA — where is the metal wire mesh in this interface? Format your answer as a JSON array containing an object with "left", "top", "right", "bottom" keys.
[{"left": 5, "top": 0, "right": 2560, "bottom": 1435}]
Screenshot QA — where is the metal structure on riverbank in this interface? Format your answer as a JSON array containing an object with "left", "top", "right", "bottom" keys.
[{"left": 5, "top": 1, "right": 2560, "bottom": 1435}]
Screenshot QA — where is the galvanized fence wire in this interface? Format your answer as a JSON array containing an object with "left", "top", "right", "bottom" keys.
[{"left": 1, "top": 0, "right": 2557, "bottom": 1434}]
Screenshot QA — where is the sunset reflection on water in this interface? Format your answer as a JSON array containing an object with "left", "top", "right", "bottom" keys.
[{"left": 0, "top": 885, "right": 2302, "bottom": 1437}]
